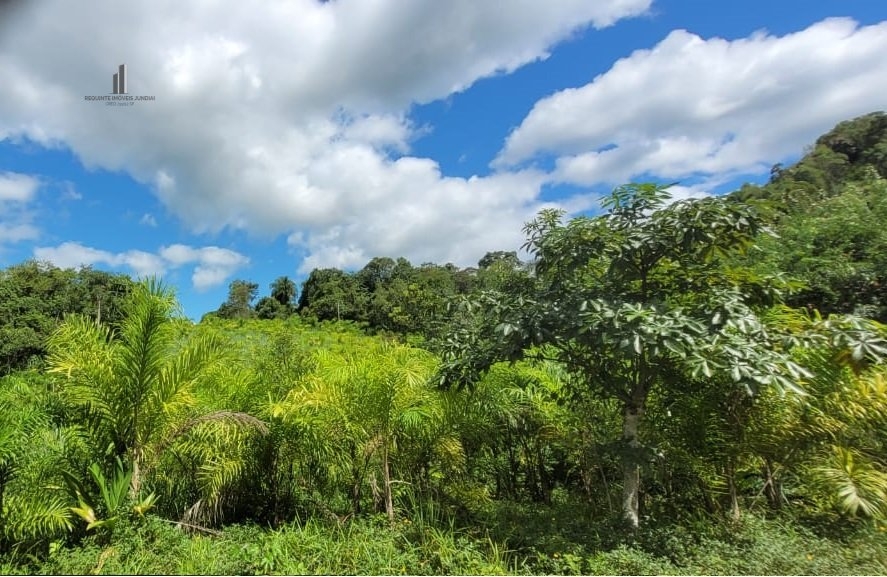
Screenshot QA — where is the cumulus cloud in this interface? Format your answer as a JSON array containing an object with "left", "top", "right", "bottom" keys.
[
  {"left": 140, "top": 213, "right": 157, "bottom": 227},
  {"left": 34, "top": 242, "right": 167, "bottom": 277},
  {"left": 289, "top": 168, "right": 548, "bottom": 272},
  {"left": 0, "top": 171, "right": 41, "bottom": 245},
  {"left": 0, "top": 171, "right": 40, "bottom": 202},
  {"left": 0, "top": 0, "right": 649, "bottom": 270},
  {"left": 497, "top": 18, "right": 887, "bottom": 186},
  {"left": 159, "top": 244, "right": 250, "bottom": 290},
  {"left": 663, "top": 184, "right": 711, "bottom": 203},
  {"left": 33, "top": 242, "right": 248, "bottom": 289}
]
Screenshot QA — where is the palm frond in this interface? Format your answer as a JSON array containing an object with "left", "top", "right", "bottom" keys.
[
  {"left": 813, "top": 445, "right": 887, "bottom": 518},
  {"left": 2, "top": 493, "right": 73, "bottom": 544}
]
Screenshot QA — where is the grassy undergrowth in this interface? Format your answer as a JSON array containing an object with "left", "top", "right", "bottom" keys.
[
  {"left": 3, "top": 503, "right": 885, "bottom": 575},
  {"left": 472, "top": 499, "right": 887, "bottom": 575}
]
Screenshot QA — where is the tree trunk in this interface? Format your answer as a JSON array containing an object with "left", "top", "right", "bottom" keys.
[
  {"left": 369, "top": 472, "right": 384, "bottom": 512},
  {"left": 537, "top": 445, "right": 551, "bottom": 505},
  {"left": 270, "top": 448, "right": 282, "bottom": 527},
  {"left": 698, "top": 476, "right": 718, "bottom": 514},
  {"left": 726, "top": 460, "right": 741, "bottom": 521},
  {"left": 382, "top": 445, "right": 395, "bottom": 522},
  {"left": 599, "top": 465, "right": 615, "bottom": 514},
  {"left": 351, "top": 474, "right": 362, "bottom": 516},
  {"left": 520, "top": 439, "right": 539, "bottom": 500},
  {"left": 506, "top": 436, "right": 519, "bottom": 499},
  {"left": 763, "top": 459, "right": 782, "bottom": 510},
  {"left": 350, "top": 445, "right": 362, "bottom": 516},
  {"left": 130, "top": 455, "right": 141, "bottom": 499},
  {"left": 621, "top": 391, "right": 646, "bottom": 529}
]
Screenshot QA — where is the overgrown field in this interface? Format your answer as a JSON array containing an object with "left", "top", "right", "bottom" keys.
[
  {"left": 3, "top": 116, "right": 887, "bottom": 574},
  {"left": 3, "top": 500, "right": 886, "bottom": 575},
  {"left": 1, "top": 309, "right": 885, "bottom": 574}
]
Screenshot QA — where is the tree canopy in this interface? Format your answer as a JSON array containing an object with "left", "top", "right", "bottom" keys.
[{"left": 0, "top": 262, "right": 133, "bottom": 375}]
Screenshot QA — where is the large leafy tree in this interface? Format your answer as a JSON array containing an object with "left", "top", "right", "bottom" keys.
[
  {"left": 255, "top": 296, "right": 287, "bottom": 320},
  {"left": 439, "top": 184, "right": 808, "bottom": 528},
  {"left": 375, "top": 264, "right": 457, "bottom": 337},
  {"left": 356, "top": 257, "right": 401, "bottom": 293},
  {"left": 255, "top": 277, "right": 298, "bottom": 320},
  {"left": 477, "top": 251, "right": 521, "bottom": 271},
  {"left": 298, "top": 268, "right": 368, "bottom": 322},
  {"left": 217, "top": 280, "right": 259, "bottom": 320}
]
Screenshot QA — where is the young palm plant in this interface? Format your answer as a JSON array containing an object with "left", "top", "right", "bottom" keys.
[
  {"left": 742, "top": 309, "right": 887, "bottom": 518},
  {"left": 807, "top": 365, "right": 887, "bottom": 519},
  {"left": 0, "top": 372, "right": 82, "bottom": 554},
  {"left": 46, "top": 279, "right": 266, "bottom": 505},
  {"left": 273, "top": 341, "right": 440, "bottom": 521}
]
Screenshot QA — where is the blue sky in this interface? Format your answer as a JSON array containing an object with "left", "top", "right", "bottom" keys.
[{"left": 0, "top": 1, "right": 885, "bottom": 320}]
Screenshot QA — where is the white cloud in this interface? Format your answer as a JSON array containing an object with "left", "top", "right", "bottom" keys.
[
  {"left": 497, "top": 18, "right": 887, "bottom": 186},
  {"left": 120, "top": 251, "right": 168, "bottom": 277},
  {"left": 0, "top": 172, "right": 41, "bottom": 245},
  {"left": 34, "top": 242, "right": 248, "bottom": 289},
  {"left": 0, "top": 0, "right": 649, "bottom": 271},
  {"left": 158, "top": 244, "right": 202, "bottom": 266},
  {"left": 340, "top": 114, "right": 413, "bottom": 154},
  {"left": 663, "top": 184, "right": 711, "bottom": 203},
  {"left": 289, "top": 168, "right": 548, "bottom": 273},
  {"left": 0, "top": 171, "right": 39, "bottom": 202},
  {"left": 159, "top": 244, "right": 249, "bottom": 290},
  {"left": 33, "top": 242, "right": 167, "bottom": 277},
  {"left": 0, "top": 223, "right": 39, "bottom": 243},
  {"left": 34, "top": 242, "right": 116, "bottom": 270},
  {"left": 140, "top": 213, "right": 157, "bottom": 227}
]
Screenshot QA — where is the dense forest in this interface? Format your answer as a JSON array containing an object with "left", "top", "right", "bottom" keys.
[{"left": 1, "top": 112, "right": 886, "bottom": 574}]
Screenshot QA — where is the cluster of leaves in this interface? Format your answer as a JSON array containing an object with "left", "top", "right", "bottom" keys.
[
  {"left": 0, "top": 262, "right": 133, "bottom": 374},
  {"left": 0, "top": 372, "right": 82, "bottom": 555}
]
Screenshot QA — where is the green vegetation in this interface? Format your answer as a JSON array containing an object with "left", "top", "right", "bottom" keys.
[
  {"left": 1, "top": 113, "right": 887, "bottom": 574},
  {"left": 732, "top": 111, "right": 887, "bottom": 321},
  {"left": 0, "top": 262, "right": 133, "bottom": 374}
]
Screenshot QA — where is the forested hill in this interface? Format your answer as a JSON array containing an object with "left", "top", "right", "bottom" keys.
[
  {"left": 731, "top": 110, "right": 887, "bottom": 203},
  {"left": 729, "top": 111, "right": 887, "bottom": 321}
]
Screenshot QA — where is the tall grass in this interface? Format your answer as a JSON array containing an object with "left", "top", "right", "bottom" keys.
[{"left": 6, "top": 509, "right": 881, "bottom": 575}]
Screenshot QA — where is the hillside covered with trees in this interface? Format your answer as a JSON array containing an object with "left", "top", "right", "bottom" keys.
[{"left": 0, "top": 113, "right": 886, "bottom": 574}]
